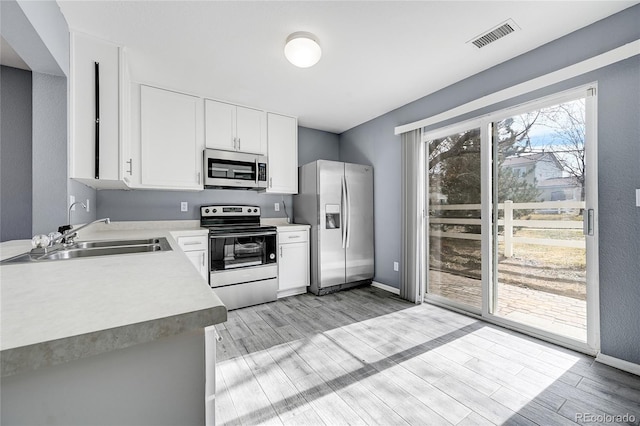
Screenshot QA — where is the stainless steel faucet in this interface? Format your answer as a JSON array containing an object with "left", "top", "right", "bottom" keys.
[
  {"left": 68, "top": 201, "right": 87, "bottom": 224},
  {"left": 51, "top": 218, "right": 111, "bottom": 246}
]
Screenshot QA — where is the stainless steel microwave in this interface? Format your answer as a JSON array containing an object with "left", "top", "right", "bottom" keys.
[{"left": 203, "top": 149, "right": 268, "bottom": 190}]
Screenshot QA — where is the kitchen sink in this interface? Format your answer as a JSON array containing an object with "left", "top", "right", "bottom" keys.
[
  {"left": 70, "top": 238, "right": 166, "bottom": 249},
  {"left": 1, "top": 237, "right": 172, "bottom": 264}
]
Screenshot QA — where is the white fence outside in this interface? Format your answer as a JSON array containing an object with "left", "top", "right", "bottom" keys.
[{"left": 430, "top": 200, "right": 586, "bottom": 257}]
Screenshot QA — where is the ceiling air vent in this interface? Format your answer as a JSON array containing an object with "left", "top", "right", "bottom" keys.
[{"left": 469, "top": 19, "right": 519, "bottom": 48}]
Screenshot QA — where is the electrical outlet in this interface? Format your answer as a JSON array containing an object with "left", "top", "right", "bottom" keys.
[
  {"left": 181, "top": 201, "right": 188, "bottom": 212},
  {"left": 275, "top": 202, "right": 280, "bottom": 212},
  {"left": 86, "top": 199, "right": 90, "bottom": 213},
  {"left": 70, "top": 195, "right": 76, "bottom": 210},
  {"left": 636, "top": 189, "right": 640, "bottom": 207},
  {"left": 393, "top": 261, "right": 399, "bottom": 272}
]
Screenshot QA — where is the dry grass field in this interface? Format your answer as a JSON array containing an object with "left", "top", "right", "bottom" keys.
[{"left": 430, "top": 213, "right": 587, "bottom": 300}]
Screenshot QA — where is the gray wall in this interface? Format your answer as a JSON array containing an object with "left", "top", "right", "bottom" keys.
[
  {"left": 97, "top": 189, "right": 293, "bottom": 222},
  {"left": 1, "top": 0, "right": 96, "bottom": 233},
  {"left": 31, "top": 72, "right": 68, "bottom": 235},
  {"left": 68, "top": 180, "right": 98, "bottom": 225},
  {"left": 95, "top": 126, "right": 340, "bottom": 222},
  {"left": 0, "top": 66, "right": 33, "bottom": 242},
  {"left": 298, "top": 126, "right": 340, "bottom": 166},
  {"left": 340, "top": 116, "right": 401, "bottom": 289},
  {"left": 339, "top": 5, "right": 640, "bottom": 364}
]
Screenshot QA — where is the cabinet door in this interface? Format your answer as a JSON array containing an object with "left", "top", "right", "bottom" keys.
[
  {"left": 205, "top": 100, "right": 236, "bottom": 151},
  {"left": 140, "top": 86, "right": 203, "bottom": 189},
  {"left": 185, "top": 250, "right": 208, "bottom": 279},
  {"left": 69, "top": 33, "right": 120, "bottom": 182},
  {"left": 279, "top": 241, "right": 309, "bottom": 292},
  {"left": 236, "top": 106, "right": 266, "bottom": 155},
  {"left": 266, "top": 113, "right": 298, "bottom": 194}
]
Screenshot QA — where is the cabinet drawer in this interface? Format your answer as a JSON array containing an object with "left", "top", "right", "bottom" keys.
[
  {"left": 177, "top": 235, "right": 208, "bottom": 251},
  {"left": 279, "top": 230, "right": 308, "bottom": 244}
]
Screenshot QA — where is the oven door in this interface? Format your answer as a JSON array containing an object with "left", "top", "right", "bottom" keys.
[
  {"left": 208, "top": 229, "right": 278, "bottom": 310},
  {"left": 209, "top": 230, "right": 277, "bottom": 273}
]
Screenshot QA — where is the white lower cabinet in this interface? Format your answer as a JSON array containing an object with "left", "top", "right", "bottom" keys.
[
  {"left": 184, "top": 251, "right": 208, "bottom": 279},
  {"left": 174, "top": 234, "right": 209, "bottom": 279},
  {"left": 204, "top": 326, "right": 218, "bottom": 426},
  {"left": 277, "top": 228, "right": 309, "bottom": 297}
]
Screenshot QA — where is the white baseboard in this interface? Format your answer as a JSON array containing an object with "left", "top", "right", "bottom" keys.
[
  {"left": 371, "top": 281, "right": 400, "bottom": 295},
  {"left": 596, "top": 353, "right": 640, "bottom": 376}
]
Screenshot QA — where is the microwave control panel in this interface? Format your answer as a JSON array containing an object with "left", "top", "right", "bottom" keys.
[{"left": 258, "top": 163, "right": 267, "bottom": 182}]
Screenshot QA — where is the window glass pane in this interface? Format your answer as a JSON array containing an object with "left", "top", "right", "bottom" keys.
[
  {"left": 427, "top": 127, "right": 482, "bottom": 310},
  {"left": 493, "top": 98, "right": 587, "bottom": 341}
]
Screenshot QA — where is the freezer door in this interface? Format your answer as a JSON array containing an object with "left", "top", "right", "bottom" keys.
[
  {"left": 344, "top": 163, "right": 374, "bottom": 282},
  {"left": 318, "top": 160, "right": 346, "bottom": 287}
]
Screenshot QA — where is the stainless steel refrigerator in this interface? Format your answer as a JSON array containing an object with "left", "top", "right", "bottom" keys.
[{"left": 293, "top": 160, "right": 374, "bottom": 295}]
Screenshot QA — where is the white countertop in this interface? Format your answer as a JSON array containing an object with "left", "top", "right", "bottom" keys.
[
  {"left": 0, "top": 220, "right": 226, "bottom": 376},
  {"left": 261, "top": 218, "right": 311, "bottom": 231}
]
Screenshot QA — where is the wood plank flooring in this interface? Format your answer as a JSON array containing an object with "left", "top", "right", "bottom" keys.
[{"left": 214, "top": 286, "right": 640, "bottom": 425}]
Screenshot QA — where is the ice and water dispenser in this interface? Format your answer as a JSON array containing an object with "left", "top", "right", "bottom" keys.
[{"left": 325, "top": 204, "right": 341, "bottom": 229}]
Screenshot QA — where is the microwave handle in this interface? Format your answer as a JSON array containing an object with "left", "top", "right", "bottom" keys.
[{"left": 255, "top": 158, "right": 258, "bottom": 184}]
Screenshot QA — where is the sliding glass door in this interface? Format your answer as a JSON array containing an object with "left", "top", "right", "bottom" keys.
[
  {"left": 426, "top": 124, "right": 483, "bottom": 312},
  {"left": 491, "top": 96, "right": 593, "bottom": 342},
  {"left": 424, "top": 86, "right": 598, "bottom": 351}
]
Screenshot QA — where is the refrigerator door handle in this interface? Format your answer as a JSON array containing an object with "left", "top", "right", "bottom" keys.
[
  {"left": 345, "top": 176, "right": 352, "bottom": 248},
  {"left": 341, "top": 175, "right": 347, "bottom": 249}
]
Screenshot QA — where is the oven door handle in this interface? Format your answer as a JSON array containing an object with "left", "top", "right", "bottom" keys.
[{"left": 209, "top": 231, "right": 276, "bottom": 239}]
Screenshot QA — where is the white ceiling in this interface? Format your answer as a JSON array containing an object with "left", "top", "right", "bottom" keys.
[{"left": 57, "top": 1, "right": 637, "bottom": 134}]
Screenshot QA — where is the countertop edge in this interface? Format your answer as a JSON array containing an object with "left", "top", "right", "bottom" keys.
[{"left": 1, "top": 304, "right": 227, "bottom": 377}]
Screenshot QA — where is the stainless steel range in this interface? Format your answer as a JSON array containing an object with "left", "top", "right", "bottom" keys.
[{"left": 200, "top": 205, "right": 278, "bottom": 310}]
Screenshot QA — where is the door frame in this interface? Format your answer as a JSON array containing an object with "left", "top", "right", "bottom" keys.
[{"left": 423, "top": 84, "right": 600, "bottom": 355}]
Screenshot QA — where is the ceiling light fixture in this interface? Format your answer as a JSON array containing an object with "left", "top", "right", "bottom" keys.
[{"left": 284, "top": 32, "right": 321, "bottom": 68}]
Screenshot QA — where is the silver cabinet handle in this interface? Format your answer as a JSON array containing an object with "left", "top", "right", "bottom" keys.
[
  {"left": 126, "top": 158, "right": 133, "bottom": 175},
  {"left": 280, "top": 246, "right": 283, "bottom": 258},
  {"left": 182, "top": 241, "right": 203, "bottom": 246},
  {"left": 269, "top": 177, "right": 273, "bottom": 188},
  {"left": 238, "top": 138, "right": 241, "bottom": 150},
  {"left": 197, "top": 172, "right": 201, "bottom": 183},
  {"left": 202, "top": 252, "right": 206, "bottom": 267}
]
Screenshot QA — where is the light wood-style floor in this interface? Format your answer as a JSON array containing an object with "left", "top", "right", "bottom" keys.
[{"left": 214, "top": 286, "right": 640, "bottom": 425}]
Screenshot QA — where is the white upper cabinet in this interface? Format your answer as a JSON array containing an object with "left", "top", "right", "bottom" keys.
[
  {"left": 138, "top": 85, "right": 203, "bottom": 190},
  {"left": 266, "top": 113, "right": 298, "bottom": 194},
  {"left": 69, "top": 32, "right": 129, "bottom": 189},
  {"left": 205, "top": 100, "right": 266, "bottom": 155},
  {"left": 205, "top": 100, "right": 235, "bottom": 151}
]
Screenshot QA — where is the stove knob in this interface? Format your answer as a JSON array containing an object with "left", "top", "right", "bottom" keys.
[
  {"left": 253, "top": 208, "right": 258, "bottom": 213},
  {"left": 212, "top": 208, "right": 217, "bottom": 213},
  {"left": 205, "top": 208, "right": 210, "bottom": 213}
]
